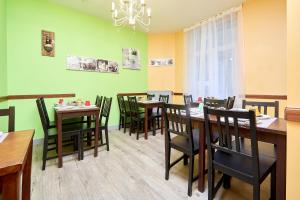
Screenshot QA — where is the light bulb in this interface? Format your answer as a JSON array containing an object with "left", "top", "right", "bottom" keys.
[
  {"left": 147, "top": 8, "right": 151, "bottom": 17},
  {"left": 114, "top": 10, "right": 118, "bottom": 18},
  {"left": 112, "top": 2, "right": 115, "bottom": 11}
]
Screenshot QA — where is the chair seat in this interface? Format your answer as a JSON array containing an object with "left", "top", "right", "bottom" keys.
[
  {"left": 170, "top": 128, "right": 219, "bottom": 153},
  {"left": 214, "top": 144, "right": 276, "bottom": 182},
  {"left": 170, "top": 129, "right": 200, "bottom": 153}
]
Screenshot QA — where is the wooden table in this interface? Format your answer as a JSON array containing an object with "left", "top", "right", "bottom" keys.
[
  {"left": 193, "top": 116, "right": 287, "bottom": 200},
  {"left": 0, "top": 129, "right": 34, "bottom": 200},
  {"left": 55, "top": 107, "right": 100, "bottom": 168},
  {"left": 138, "top": 101, "right": 165, "bottom": 139}
]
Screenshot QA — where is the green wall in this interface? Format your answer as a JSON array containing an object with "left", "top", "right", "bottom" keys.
[
  {"left": 0, "top": 0, "right": 7, "bottom": 97},
  {"left": 6, "top": 0, "right": 148, "bottom": 138}
]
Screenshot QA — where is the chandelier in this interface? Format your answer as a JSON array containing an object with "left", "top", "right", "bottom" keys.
[{"left": 111, "top": 0, "right": 151, "bottom": 31}]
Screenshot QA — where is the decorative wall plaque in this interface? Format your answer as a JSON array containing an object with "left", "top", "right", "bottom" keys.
[{"left": 41, "top": 30, "right": 55, "bottom": 57}]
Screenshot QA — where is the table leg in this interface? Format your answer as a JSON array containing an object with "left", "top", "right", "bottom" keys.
[
  {"left": 57, "top": 114, "right": 63, "bottom": 168},
  {"left": 22, "top": 139, "right": 33, "bottom": 200},
  {"left": 275, "top": 135, "right": 286, "bottom": 200},
  {"left": 198, "top": 121, "right": 206, "bottom": 192},
  {"left": 161, "top": 107, "right": 164, "bottom": 135},
  {"left": 94, "top": 113, "right": 100, "bottom": 157},
  {"left": 2, "top": 172, "right": 21, "bottom": 200},
  {"left": 144, "top": 106, "right": 148, "bottom": 140}
]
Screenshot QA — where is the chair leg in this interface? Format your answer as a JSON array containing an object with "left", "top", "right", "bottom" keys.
[
  {"left": 118, "top": 114, "right": 122, "bottom": 130},
  {"left": 188, "top": 155, "right": 194, "bottom": 196},
  {"left": 124, "top": 116, "right": 127, "bottom": 133},
  {"left": 270, "top": 166, "right": 276, "bottom": 200},
  {"left": 152, "top": 118, "right": 156, "bottom": 136},
  {"left": 42, "top": 138, "right": 48, "bottom": 170},
  {"left": 183, "top": 154, "right": 188, "bottom": 166},
  {"left": 105, "top": 127, "right": 109, "bottom": 151},
  {"left": 80, "top": 132, "right": 84, "bottom": 160},
  {"left": 100, "top": 129, "right": 103, "bottom": 145},
  {"left": 136, "top": 121, "right": 140, "bottom": 140},
  {"left": 77, "top": 134, "right": 81, "bottom": 161},
  {"left": 253, "top": 184, "right": 260, "bottom": 200},
  {"left": 208, "top": 162, "right": 214, "bottom": 200},
  {"left": 165, "top": 146, "right": 171, "bottom": 180}
]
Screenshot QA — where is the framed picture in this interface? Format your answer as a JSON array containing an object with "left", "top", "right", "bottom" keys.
[
  {"left": 122, "top": 48, "right": 141, "bottom": 70},
  {"left": 67, "top": 56, "right": 119, "bottom": 73},
  {"left": 149, "top": 58, "right": 174, "bottom": 67}
]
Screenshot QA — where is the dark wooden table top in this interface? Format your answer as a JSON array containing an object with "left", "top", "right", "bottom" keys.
[{"left": 0, "top": 129, "right": 35, "bottom": 176}]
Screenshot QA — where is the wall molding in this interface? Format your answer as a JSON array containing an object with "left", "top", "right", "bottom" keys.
[
  {"left": 0, "top": 93, "right": 75, "bottom": 102},
  {"left": 117, "top": 92, "right": 147, "bottom": 96},
  {"left": 245, "top": 94, "right": 287, "bottom": 100},
  {"left": 285, "top": 107, "right": 300, "bottom": 122}
]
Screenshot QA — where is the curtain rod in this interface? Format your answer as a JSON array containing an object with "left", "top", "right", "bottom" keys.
[{"left": 184, "top": 5, "right": 242, "bottom": 32}]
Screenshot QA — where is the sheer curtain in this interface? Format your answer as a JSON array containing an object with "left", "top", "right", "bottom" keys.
[{"left": 184, "top": 6, "right": 244, "bottom": 106}]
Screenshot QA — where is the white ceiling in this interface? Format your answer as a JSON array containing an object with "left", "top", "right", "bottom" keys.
[{"left": 51, "top": 0, "right": 244, "bottom": 33}]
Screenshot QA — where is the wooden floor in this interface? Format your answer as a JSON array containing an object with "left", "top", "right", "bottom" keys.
[{"left": 31, "top": 130, "right": 271, "bottom": 200}]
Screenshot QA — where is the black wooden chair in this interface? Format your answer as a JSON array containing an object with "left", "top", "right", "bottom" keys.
[
  {"left": 128, "top": 96, "right": 151, "bottom": 140},
  {"left": 0, "top": 106, "right": 15, "bottom": 132},
  {"left": 36, "top": 98, "right": 83, "bottom": 170},
  {"left": 227, "top": 96, "right": 236, "bottom": 109},
  {"left": 151, "top": 94, "right": 169, "bottom": 135},
  {"left": 147, "top": 94, "right": 155, "bottom": 100},
  {"left": 81, "top": 97, "right": 112, "bottom": 159},
  {"left": 183, "top": 95, "right": 193, "bottom": 105},
  {"left": 203, "top": 106, "right": 276, "bottom": 200},
  {"left": 204, "top": 98, "right": 228, "bottom": 109},
  {"left": 242, "top": 100, "right": 279, "bottom": 118},
  {"left": 117, "top": 95, "right": 131, "bottom": 133},
  {"left": 164, "top": 104, "right": 200, "bottom": 196}
]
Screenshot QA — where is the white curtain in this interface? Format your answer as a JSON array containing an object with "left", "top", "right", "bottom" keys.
[{"left": 184, "top": 6, "right": 245, "bottom": 106}]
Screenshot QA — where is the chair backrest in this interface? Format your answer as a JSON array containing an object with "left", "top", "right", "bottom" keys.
[
  {"left": 147, "top": 94, "right": 155, "bottom": 100},
  {"left": 128, "top": 96, "right": 139, "bottom": 115},
  {"left": 163, "top": 104, "right": 195, "bottom": 151},
  {"left": 36, "top": 98, "right": 50, "bottom": 135},
  {"left": 204, "top": 98, "right": 228, "bottom": 109},
  {"left": 183, "top": 95, "right": 193, "bottom": 105},
  {"left": 227, "top": 96, "right": 236, "bottom": 109},
  {"left": 242, "top": 100, "right": 279, "bottom": 118},
  {"left": 100, "top": 97, "right": 112, "bottom": 126},
  {"left": 157, "top": 95, "right": 169, "bottom": 113},
  {"left": 117, "top": 95, "right": 126, "bottom": 113},
  {"left": 0, "top": 106, "right": 15, "bottom": 132},
  {"left": 96, "top": 95, "right": 103, "bottom": 109},
  {"left": 40, "top": 97, "right": 51, "bottom": 128},
  {"left": 203, "top": 106, "right": 259, "bottom": 181}
]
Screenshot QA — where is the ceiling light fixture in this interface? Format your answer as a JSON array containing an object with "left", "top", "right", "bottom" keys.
[{"left": 111, "top": 0, "right": 151, "bottom": 31}]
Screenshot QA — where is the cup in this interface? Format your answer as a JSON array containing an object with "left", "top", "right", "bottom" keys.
[{"left": 85, "top": 100, "right": 91, "bottom": 106}]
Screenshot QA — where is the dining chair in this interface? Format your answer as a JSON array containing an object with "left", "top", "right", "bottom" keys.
[
  {"left": 36, "top": 98, "right": 83, "bottom": 170},
  {"left": 183, "top": 94, "right": 193, "bottom": 105},
  {"left": 151, "top": 94, "right": 169, "bottom": 135},
  {"left": 128, "top": 96, "right": 150, "bottom": 140},
  {"left": 204, "top": 98, "right": 228, "bottom": 109},
  {"left": 0, "top": 106, "right": 15, "bottom": 132},
  {"left": 147, "top": 94, "right": 155, "bottom": 100},
  {"left": 163, "top": 104, "right": 200, "bottom": 196},
  {"left": 117, "top": 95, "right": 131, "bottom": 133},
  {"left": 203, "top": 106, "right": 276, "bottom": 200},
  {"left": 227, "top": 96, "right": 236, "bottom": 109},
  {"left": 242, "top": 100, "right": 279, "bottom": 118},
  {"left": 81, "top": 97, "right": 113, "bottom": 159}
]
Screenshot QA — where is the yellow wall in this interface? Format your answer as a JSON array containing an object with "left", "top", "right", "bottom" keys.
[
  {"left": 148, "top": 32, "right": 184, "bottom": 104},
  {"left": 243, "top": 0, "right": 287, "bottom": 117},
  {"left": 286, "top": 0, "right": 300, "bottom": 198}
]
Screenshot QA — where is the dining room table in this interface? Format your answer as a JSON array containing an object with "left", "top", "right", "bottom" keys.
[
  {"left": 137, "top": 100, "right": 165, "bottom": 139},
  {"left": 54, "top": 105, "right": 100, "bottom": 168},
  {"left": 188, "top": 107, "right": 287, "bottom": 200},
  {"left": 0, "top": 129, "right": 34, "bottom": 200}
]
